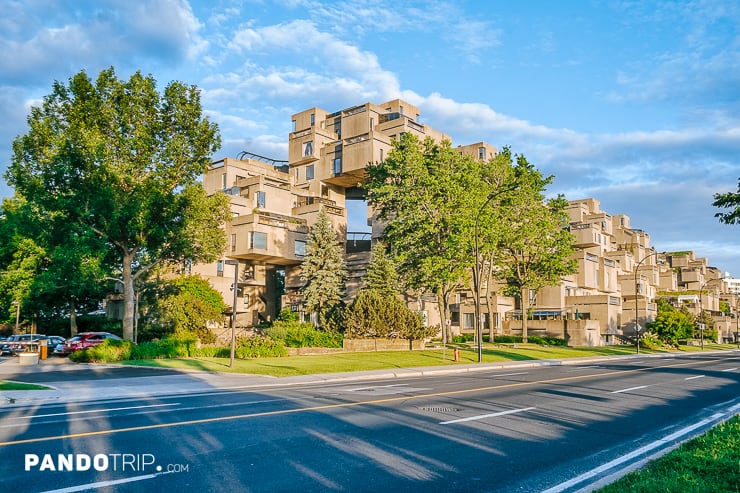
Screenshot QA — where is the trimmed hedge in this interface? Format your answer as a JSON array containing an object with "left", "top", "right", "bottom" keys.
[
  {"left": 68, "top": 334, "right": 286, "bottom": 362},
  {"left": 264, "top": 321, "right": 342, "bottom": 348}
]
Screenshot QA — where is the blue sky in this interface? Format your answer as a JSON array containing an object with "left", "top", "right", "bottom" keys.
[{"left": 1, "top": 0, "right": 739, "bottom": 275}]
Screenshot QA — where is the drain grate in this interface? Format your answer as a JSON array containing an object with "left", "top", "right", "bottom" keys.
[{"left": 418, "top": 407, "right": 461, "bottom": 412}]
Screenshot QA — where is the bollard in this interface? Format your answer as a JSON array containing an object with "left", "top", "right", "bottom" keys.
[{"left": 453, "top": 349, "right": 460, "bottom": 362}]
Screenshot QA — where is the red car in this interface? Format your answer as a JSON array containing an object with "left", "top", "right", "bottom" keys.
[{"left": 58, "top": 332, "right": 123, "bottom": 356}]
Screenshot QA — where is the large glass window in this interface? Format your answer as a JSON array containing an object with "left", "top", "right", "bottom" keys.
[
  {"left": 250, "top": 232, "right": 267, "bottom": 250},
  {"left": 463, "top": 313, "right": 475, "bottom": 330},
  {"left": 306, "top": 165, "right": 314, "bottom": 180},
  {"left": 333, "top": 157, "right": 342, "bottom": 174},
  {"left": 217, "top": 260, "right": 224, "bottom": 277},
  {"left": 294, "top": 240, "right": 306, "bottom": 257}
]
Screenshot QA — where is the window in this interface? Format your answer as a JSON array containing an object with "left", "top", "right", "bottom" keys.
[
  {"left": 379, "top": 148, "right": 384, "bottom": 162},
  {"left": 250, "top": 232, "right": 267, "bottom": 250},
  {"left": 292, "top": 119, "right": 296, "bottom": 132},
  {"left": 306, "top": 165, "right": 314, "bottom": 180},
  {"left": 333, "top": 157, "right": 342, "bottom": 174},
  {"left": 295, "top": 240, "right": 306, "bottom": 257},
  {"left": 310, "top": 113, "right": 315, "bottom": 126},
  {"left": 243, "top": 293, "right": 250, "bottom": 309},
  {"left": 255, "top": 191, "right": 265, "bottom": 208},
  {"left": 303, "top": 141, "right": 313, "bottom": 157},
  {"left": 221, "top": 173, "right": 227, "bottom": 190},
  {"left": 463, "top": 313, "right": 475, "bottom": 330},
  {"left": 231, "top": 233, "right": 237, "bottom": 252},
  {"left": 478, "top": 147, "right": 486, "bottom": 160},
  {"left": 217, "top": 260, "right": 224, "bottom": 277}
]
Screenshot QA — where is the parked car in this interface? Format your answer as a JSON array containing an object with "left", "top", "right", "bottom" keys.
[
  {"left": 0, "top": 335, "right": 19, "bottom": 356},
  {"left": 58, "top": 332, "right": 123, "bottom": 356},
  {"left": 43, "top": 336, "right": 66, "bottom": 355},
  {"left": 7, "top": 334, "right": 48, "bottom": 355}
]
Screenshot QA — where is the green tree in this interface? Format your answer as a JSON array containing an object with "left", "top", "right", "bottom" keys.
[
  {"left": 5, "top": 68, "right": 230, "bottom": 341},
  {"left": 365, "top": 134, "right": 476, "bottom": 343},
  {"left": 345, "top": 289, "right": 432, "bottom": 344},
  {"left": 362, "top": 241, "right": 400, "bottom": 296},
  {"left": 300, "top": 207, "right": 347, "bottom": 327},
  {"left": 148, "top": 275, "right": 226, "bottom": 344},
  {"left": 494, "top": 156, "right": 577, "bottom": 343},
  {"left": 695, "top": 309, "right": 717, "bottom": 342},
  {"left": 713, "top": 178, "right": 740, "bottom": 224},
  {"left": 647, "top": 307, "right": 694, "bottom": 346}
]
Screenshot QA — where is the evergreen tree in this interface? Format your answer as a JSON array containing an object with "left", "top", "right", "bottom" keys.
[
  {"left": 300, "top": 207, "right": 347, "bottom": 327},
  {"left": 363, "top": 241, "right": 400, "bottom": 296}
]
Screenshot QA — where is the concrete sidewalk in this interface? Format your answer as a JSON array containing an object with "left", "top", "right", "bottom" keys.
[{"left": 0, "top": 351, "right": 680, "bottom": 409}]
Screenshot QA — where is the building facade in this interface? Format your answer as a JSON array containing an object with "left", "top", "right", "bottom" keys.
[{"left": 195, "top": 100, "right": 738, "bottom": 345}]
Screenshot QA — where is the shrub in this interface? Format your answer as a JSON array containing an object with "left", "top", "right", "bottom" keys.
[
  {"left": 264, "top": 321, "right": 342, "bottom": 348},
  {"left": 452, "top": 334, "right": 475, "bottom": 343},
  {"left": 640, "top": 333, "right": 663, "bottom": 350},
  {"left": 69, "top": 339, "right": 133, "bottom": 363},
  {"left": 130, "top": 334, "right": 198, "bottom": 359},
  {"left": 345, "top": 289, "right": 431, "bottom": 340},
  {"left": 528, "top": 335, "right": 567, "bottom": 346},
  {"left": 234, "top": 336, "right": 287, "bottom": 358},
  {"left": 494, "top": 335, "right": 523, "bottom": 343}
]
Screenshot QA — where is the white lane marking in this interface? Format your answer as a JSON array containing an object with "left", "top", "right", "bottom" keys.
[
  {"left": 540, "top": 401, "right": 740, "bottom": 493},
  {"left": 440, "top": 407, "right": 536, "bottom": 425},
  {"left": 40, "top": 471, "right": 170, "bottom": 493},
  {"left": 685, "top": 375, "right": 705, "bottom": 380},
  {"left": 611, "top": 385, "right": 648, "bottom": 394},
  {"left": 10, "top": 403, "right": 179, "bottom": 420},
  {"left": 722, "top": 367, "right": 738, "bottom": 372}
]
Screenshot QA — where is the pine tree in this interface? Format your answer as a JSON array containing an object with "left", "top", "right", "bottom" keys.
[
  {"left": 300, "top": 207, "right": 347, "bottom": 327},
  {"left": 363, "top": 241, "right": 400, "bottom": 296}
]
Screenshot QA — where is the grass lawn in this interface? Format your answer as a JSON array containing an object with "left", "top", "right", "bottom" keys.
[
  {"left": 118, "top": 343, "right": 739, "bottom": 377},
  {"left": 0, "top": 381, "right": 51, "bottom": 390},
  {"left": 597, "top": 415, "right": 740, "bottom": 492}
]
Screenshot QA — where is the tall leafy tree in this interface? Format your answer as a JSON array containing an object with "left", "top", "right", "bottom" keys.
[
  {"left": 300, "top": 207, "right": 347, "bottom": 327},
  {"left": 713, "top": 178, "right": 740, "bottom": 224},
  {"left": 493, "top": 155, "right": 577, "bottom": 343},
  {"left": 365, "top": 134, "right": 476, "bottom": 343},
  {"left": 5, "top": 67, "right": 230, "bottom": 340}
]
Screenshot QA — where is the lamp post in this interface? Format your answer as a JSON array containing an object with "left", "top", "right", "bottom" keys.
[
  {"left": 474, "top": 186, "right": 517, "bottom": 363},
  {"left": 633, "top": 250, "right": 663, "bottom": 355},
  {"left": 225, "top": 259, "right": 239, "bottom": 368},
  {"left": 11, "top": 300, "right": 20, "bottom": 333}
]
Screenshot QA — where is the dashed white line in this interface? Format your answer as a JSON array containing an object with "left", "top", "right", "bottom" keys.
[
  {"left": 722, "top": 367, "right": 738, "bottom": 372},
  {"left": 439, "top": 407, "right": 536, "bottom": 425},
  {"left": 685, "top": 375, "right": 705, "bottom": 380},
  {"left": 611, "top": 385, "right": 648, "bottom": 394},
  {"left": 40, "top": 471, "right": 171, "bottom": 493},
  {"left": 10, "top": 403, "right": 179, "bottom": 420}
]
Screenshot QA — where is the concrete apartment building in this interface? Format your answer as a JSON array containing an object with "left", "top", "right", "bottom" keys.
[
  {"left": 196, "top": 100, "right": 738, "bottom": 345},
  {"left": 195, "top": 99, "right": 495, "bottom": 331}
]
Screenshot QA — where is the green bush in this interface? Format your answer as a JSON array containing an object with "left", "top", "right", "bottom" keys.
[
  {"left": 344, "top": 289, "right": 432, "bottom": 340},
  {"left": 264, "top": 320, "right": 343, "bottom": 348},
  {"left": 69, "top": 339, "right": 133, "bottom": 363},
  {"left": 640, "top": 333, "right": 663, "bottom": 350},
  {"left": 130, "top": 335, "right": 198, "bottom": 359},
  {"left": 528, "top": 335, "right": 567, "bottom": 346},
  {"left": 234, "top": 336, "right": 287, "bottom": 358},
  {"left": 494, "top": 336, "right": 523, "bottom": 343},
  {"left": 452, "top": 334, "right": 475, "bottom": 343},
  {"left": 192, "top": 345, "right": 230, "bottom": 358}
]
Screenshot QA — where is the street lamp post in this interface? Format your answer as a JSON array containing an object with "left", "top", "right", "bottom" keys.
[
  {"left": 633, "top": 251, "right": 663, "bottom": 355},
  {"left": 11, "top": 300, "right": 20, "bottom": 333},
  {"left": 225, "top": 260, "right": 239, "bottom": 368},
  {"left": 473, "top": 186, "right": 517, "bottom": 363}
]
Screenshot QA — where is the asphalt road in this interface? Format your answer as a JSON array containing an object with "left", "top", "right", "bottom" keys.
[{"left": 1, "top": 352, "right": 739, "bottom": 492}]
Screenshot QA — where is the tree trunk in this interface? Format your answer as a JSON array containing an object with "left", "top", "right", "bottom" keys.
[
  {"left": 122, "top": 250, "right": 135, "bottom": 341},
  {"left": 69, "top": 300, "right": 78, "bottom": 336},
  {"left": 437, "top": 291, "right": 449, "bottom": 344},
  {"left": 521, "top": 287, "right": 529, "bottom": 343}
]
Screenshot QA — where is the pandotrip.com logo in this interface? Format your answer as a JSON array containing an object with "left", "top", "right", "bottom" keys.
[{"left": 25, "top": 453, "right": 189, "bottom": 474}]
